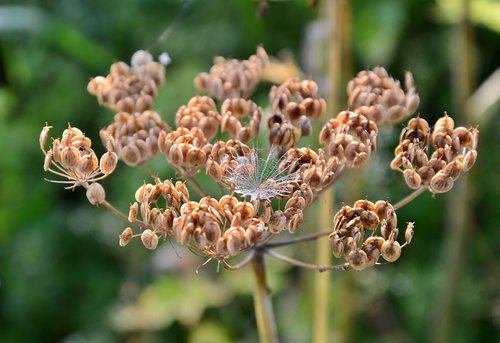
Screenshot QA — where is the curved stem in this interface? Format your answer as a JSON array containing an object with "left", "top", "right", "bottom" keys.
[
  {"left": 261, "top": 231, "right": 331, "bottom": 249},
  {"left": 101, "top": 200, "right": 148, "bottom": 229},
  {"left": 251, "top": 252, "right": 279, "bottom": 343},
  {"left": 265, "top": 249, "right": 348, "bottom": 272},
  {"left": 393, "top": 186, "right": 427, "bottom": 211},
  {"left": 221, "top": 249, "right": 256, "bottom": 270}
]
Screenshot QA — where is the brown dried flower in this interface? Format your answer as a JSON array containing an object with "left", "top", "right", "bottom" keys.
[
  {"left": 391, "top": 114, "right": 478, "bottom": 193},
  {"left": 195, "top": 46, "right": 269, "bottom": 100},
  {"left": 329, "top": 200, "right": 406, "bottom": 269},
  {"left": 40, "top": 124, "right": 116, "bottom": 189},
  {"left": 87, "top": 50, "right": 165, "bottom": 113},
  {"left": 347, "top": 67, "right": 420, "bottom": 126},
  {"left": 175, "top": 96, "right": 221, "bottom": 140},
  {"left": 101, "top": 110, "right": 170, "bottom": 166}
]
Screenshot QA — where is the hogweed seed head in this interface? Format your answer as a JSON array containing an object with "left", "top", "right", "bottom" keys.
[{"left": 224, "top": 146, "right": 299, "bottom": 201}]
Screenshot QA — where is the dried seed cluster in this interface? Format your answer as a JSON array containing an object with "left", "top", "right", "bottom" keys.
[
  {"left": 120, "top": 179, "right": 190, "bottom": 249},
  {"left": 158, "top": 126, "right": 212, "bottom": 174},
  {"left": 175, "top": 96, "right": 221, "bottom": 140},
  {"left": 391, "top": 114, "right": 478, "bottom": 193},
  {"left": 42, "top": 47, "right": 480, "bottom": 271},
  {"left": 221, "top": 98, "right": 263, "bottom": 143},
  {"left": 279, "top": 147, "right": 338, "bottom": 191},
  {"left": 347, "top": 67, "right": 420, "bottom": 126},
  {"left": 194, "top": 46, "right": 269, "bottom": 100},
  {"left": 330, "top": 200, "right": 414, "bottom": 271},
  {"left": 100, "top": 110, "right": 170, "bottom": 166},
  {"left": 172, "top": 196, "right": 268, "bottom": 258},
  {"left": 268, "top": 78, "right": 326, "bottom": 152},
  {"left": 40, "top": 124, "right": 117, "bottom": 196},
  {"left": 87, "top": 50, "right": 165, "bottom": 113},
  {"left": 319, "top": 111, "right": 378, "bottom": 169}
]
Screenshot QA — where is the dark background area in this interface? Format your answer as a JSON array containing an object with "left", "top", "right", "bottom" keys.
[{"left": 0, "top": 0, "right": 498, "bottom": 342}]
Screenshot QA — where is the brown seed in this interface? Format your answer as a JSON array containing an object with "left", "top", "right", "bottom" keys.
[
  {"left": 360, "top": 210, "right": 379, "bottom": 230},
  {"left": 331, "top": 234, "right": 344, "bottom": 258},
  {"left": 86, "top": 182, "right": 106, "bottom": 205},
  {"left": 405, "top": 222, "right": 415, "bottom": 245},
  {"left": 141, "top": 229, "right": 159, "bottom": 250},
  {"left": 119, "top": 227, "right": 134, "bottom": 247},
  {"left": 61, "top": 146, "right": 80, "bottom": 169},
  {"left": 100, "top": 151, "right": 118, "bottom": 175},
  {"left": 78, "top": 154, "right": 99, "bottom": 174},
  {"left": 462, "top": 150, "right": 477, "bottom": 172},
  {"left": 269, "top": 210, "right": 286, "bottom": 233},
  {"left": 430, "top": 171, "right": 454, "bottom": 193},
  {"left": 128, "top": 202, "right": 138, "bottom": 222},
  {"left": 347, "top": 249, "right": 368, "bottom": 271},
  {"left": 381, "top": 240, "right": 401, "bottom": 262},
  {"left": 121, "top": 144, "right": 141, "bottom": 166},
  {"left": 43, "top": 150, "right": 53, "bottom": 171},
  {"left": 403, "top": 168, "right": 422, "bottom": 189}
]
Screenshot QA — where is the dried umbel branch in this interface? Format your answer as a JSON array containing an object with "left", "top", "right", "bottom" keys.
[
  {"left": 329, "top": 200, "right": 414, "bottom": 271},
  {"left": 391, "top": 114, "right": 478, "bottom": 193},
  {"left": 87, "top": 50, "right": 165, "bottom": 113},
  {"left": 100, "top": 110, "right": 170, "bottom": 166},
  {"left": 40, "top": 124, "right": 117, "bottom": 193},
  {"left": 347, "top": 66, "right": 420, "bottom": 126},
  {"left": 175, "top": 96, "right": 221, "bottom": 140},
  {"left": 268, "top": 78, "right": 326, "bottom": 153},
  {"left": 194, "top": 46, "right": 269, "bottom": 100}
]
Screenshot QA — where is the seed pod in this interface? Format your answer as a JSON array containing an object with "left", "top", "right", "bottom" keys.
[
  {"left": 186, "top": 148, "right": 206, "bottom": 167},
  {"left": 119, "top": 227, "right": 134, "bottom": 247},
  {"left": 141, "top": 229, "right": 159, "bottom": 250},
  {"left": 443, "top": 159, "right": 462, "bottom": 180},
  {"left": 374, "top": 201, "right": 392, "bottom": 223},
  {"left": 360, "top": 210, "right": 379, "bottom": 230},
  {"left": 403, "top": 168, "right": 422, "bottom": 189},
  {"left": 43, "top": 150, "right": 53, "bottom": 171},
  {"left": 381, "top": 240, "right": 401, "bottom": 262},
  {"left": 269, "top": 210, "right": 286, "bottom": 233},
  {"left": 121, "top": 144, "right": 141, "bottom": 166},
  {"left": 86, "top": 182, "right": 106, "bottom": 205},
  {"left": 40, "top": 124, "right": 52, "bottom": 152},
  {"left": 128, "top": 202, "right": 138, "bottom": 222},
  {"left": 347, "top": 249, "right": 368, "bottom": 271},
  {"left": 100, "top": 151, "right": 118, "bottom": 175},
  {"left": 405, "top": 222, "right": 415, "bottom": 245},
  {"left": 204, "top": 221, "right": 221, "bottom": 245},
  {"left": 288, "top": 211, "right": 303, "bottom": 234},
  {"left": 331, "top": 234, "right": 344, "bottom": 258},
  {"left": 226, "top": 230, "right": 242, "bottom": 256},
  {"left": 462, "top": 150, "right": 477, "bottom": 172},
  {"left": 61, "top": 147, "right": 80, "bottom": 169},
  {"left": 430, "top": 171, "right": 454, "bottom": 193}
]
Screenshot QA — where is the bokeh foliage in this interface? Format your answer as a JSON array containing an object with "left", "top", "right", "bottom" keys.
[{"left": 0, "top": 0, "right": 498, "bottom": 342}]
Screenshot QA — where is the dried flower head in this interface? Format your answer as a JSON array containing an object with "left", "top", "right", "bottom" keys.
[
  {"left": 329, "top": 199, "right": 406, "bottom": 270},
  {"left": 101, "top": 110, "right": 170, "bottom": 166},
  {"left": 40, "top": 124, "right": 116, "bottom": 189},
  {"left": 224, "top": 146, "right": 299, "bottom": 201},
  {"left": 195, "top": 46, "right": 269, "bottom": 100},
  {"left": 87, "top": 50, "right": 165, "bottom": 113},
  {"left": 347, "top": 66, "right": 420, "bottom": 126},
  {"left": 391, "top": 113, "right": 478, "bottom": 193}
]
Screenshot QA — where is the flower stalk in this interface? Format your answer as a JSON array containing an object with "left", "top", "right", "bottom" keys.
[{"left": 251, "top": 252, "right": 279, "bottom": 343}]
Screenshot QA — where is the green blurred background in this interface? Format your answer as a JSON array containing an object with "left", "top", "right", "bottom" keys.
[{"left": 1, "top": 0, "right": 499, "bottom": 342}]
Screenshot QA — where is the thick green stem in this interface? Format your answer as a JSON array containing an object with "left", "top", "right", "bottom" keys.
[{"left": 251, "top": 252, "right": 279, "bottom": 343}]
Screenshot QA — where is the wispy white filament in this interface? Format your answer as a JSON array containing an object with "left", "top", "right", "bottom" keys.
[{"left": 224, "top": 146, "right": 299, "bottom": 201}]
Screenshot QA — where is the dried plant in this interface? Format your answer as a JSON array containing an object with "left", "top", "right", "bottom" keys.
[{"left": 40, "top": 48, "right": 478, "bottom": 342}]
